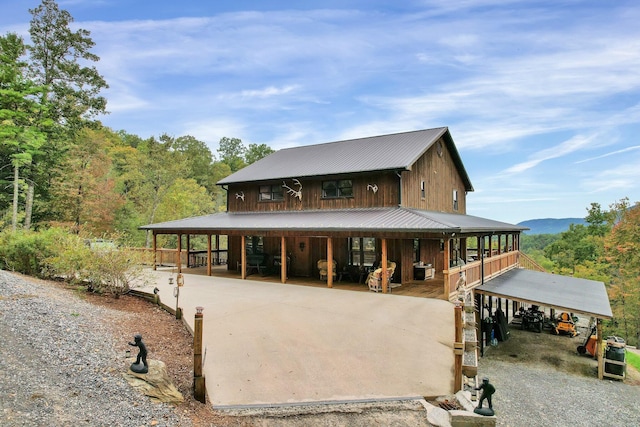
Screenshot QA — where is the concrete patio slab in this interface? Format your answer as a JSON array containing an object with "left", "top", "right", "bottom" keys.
[{"left": 140, "top": 269, "right": 455, "bottom": 407}]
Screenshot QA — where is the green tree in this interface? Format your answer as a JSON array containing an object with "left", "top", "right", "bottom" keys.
[
  {"left": 217, "top": 137, "right": 246, "bottom": 172},
  {"left": 245, "top": 142, "right": 275, "bottom": 165},
  {"left": 28, "top": 0, "right": 108, "bottom": 128},
  {"left": 0, "top": 32, "right": 49, "bottom": 231}
]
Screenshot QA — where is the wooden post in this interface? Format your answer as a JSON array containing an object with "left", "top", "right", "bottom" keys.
[
  {"left": 177, "top": 234, "right": 182, "bottom": 273},
  {"left": 443, "top": 238, "right": 451, "bottom": 297},
  {"left": 207, "top": 234, "right": 212, "bottom": 276},
  {"left": 186, "top": 235, "right": 191, "bottom": 267},
  {"left": 152, "top": 233, "right": 157, "bottom": 271},
  {"left": 597, "top": 318, "right": 604, "bottom": 380},
  {"left": 281, "top": 236, "right": 287, "bottom": 284},
  {"left": 327, "top": 237, "right": 334, "bottom": 288},
  {"left": 194, "top": 306, "right": 206, "bottom": 403},
  {"left": 381, "top": 238, "right": 388, "bottom": 293},
  {"left": 241, "top": 236, "right": 246, "bottom": 280},
  {"left": 454, "top": 303, "right": 463, "bottom": 392}
]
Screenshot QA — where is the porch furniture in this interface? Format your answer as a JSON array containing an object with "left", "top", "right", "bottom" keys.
[
  {"left": 317, "top": 259, "right": 337, "bottom": 281},
  {"left": 368, "top": 262, "right": 397, "bottom": 292},
  {"left": 243, "top": 253, "right": 269, "bottom": 276},
  {"left": 413, "top": 262, "right": 434, "bottom": 280}
]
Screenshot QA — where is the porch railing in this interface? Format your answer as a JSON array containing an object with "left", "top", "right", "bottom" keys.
[{"left": 445, "top": 251, "right": 520, "bottom": 299}]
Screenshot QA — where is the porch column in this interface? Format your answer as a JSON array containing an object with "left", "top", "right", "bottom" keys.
[
  {"left": 186, "top": 235, "right": 191, "bottom": 267},
  {"left": 443, "top": 238, "right": 451, "bottom": 298},
  {"left": 241, "top": 235, "right": 247, "bottom": 280},
  {"left": 281, "top": 236, "right": 287, "bottom": 284},
  {"left": 381, "top": 238, "right": 388, "bottom": 293},
  {"left": 207, "top": 234, "right": 212, "bottom": 276},
  {"left": 327, "top": 237, "right": 334, "bottom": 288},
  {"left": 152, "top": 233, "right": 157, "bottom": 271},
  {"left": 176, "top": 233, "right": 182, "bottom": 273}
]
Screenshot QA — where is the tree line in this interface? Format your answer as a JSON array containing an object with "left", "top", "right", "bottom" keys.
[
  {"left": 522, "top": 199, "right": 640, "bottom": 346},
  {"left": 1, "top": 0, "right": 273, "bottom": 246}
]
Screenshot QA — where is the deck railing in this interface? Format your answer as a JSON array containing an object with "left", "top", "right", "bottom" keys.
[
  {"left": 445, "top": 251, "right": 520, "bottom": 299},
  {"left": 129, "top": 248, "right": 228, "bottom": 267}
]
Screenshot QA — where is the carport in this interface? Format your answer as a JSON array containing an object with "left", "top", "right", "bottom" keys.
[{"left": 474, "top": 268, "right": 613, "bottom": 379}]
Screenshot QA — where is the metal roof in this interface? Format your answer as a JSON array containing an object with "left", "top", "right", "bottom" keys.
[
  {"left": 218, "top": 127, "right": 473, "bottom": 191},
  {"left": 475, "top": 268, "right": 612, "bottom": 319},
  {"left": 140, "top": 207, "right": 526, "bottom": 234}
]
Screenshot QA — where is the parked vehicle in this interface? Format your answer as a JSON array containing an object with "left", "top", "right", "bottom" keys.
[{"left": 521, "top": 305, "right": 544, "bottom": 333}]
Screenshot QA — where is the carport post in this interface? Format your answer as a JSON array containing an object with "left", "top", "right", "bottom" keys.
[{"left": 597, "top": 319, "right": 604, "bottom": 380}]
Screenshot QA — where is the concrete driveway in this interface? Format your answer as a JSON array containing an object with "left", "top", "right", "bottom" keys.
[{"left": 140, "top": 269, "right": 455, "bottom": 408}]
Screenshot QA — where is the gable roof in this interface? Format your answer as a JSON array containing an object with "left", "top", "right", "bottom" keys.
[
  {"left": 218, "top": 127, "right": 473, "bottom": 191},
  {"left": 140, "top": 207, "right": 525, "bottom": 235}
]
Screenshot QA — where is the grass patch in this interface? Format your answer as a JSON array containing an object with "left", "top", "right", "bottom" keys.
[{"left": 626, "top": 350, "right": 640, "bottom": 371}]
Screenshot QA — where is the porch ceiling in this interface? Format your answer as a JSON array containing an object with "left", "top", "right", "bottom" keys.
[
  {"left": 475, "top": 268, "right": 612, "bottom": 319},
  {"left": 140, "top": 207, "right": 527, "bottom": 236}
]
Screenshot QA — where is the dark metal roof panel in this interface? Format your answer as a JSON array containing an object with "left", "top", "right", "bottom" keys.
[
  {"left": 476, "top": 268, "right": 612, "bottom": 319},
  {"left": 140, "top": 207, "right": 524, "bottom": 234},
  {"left": 218, "top": 127, "right": 452, "bottom": 184}
]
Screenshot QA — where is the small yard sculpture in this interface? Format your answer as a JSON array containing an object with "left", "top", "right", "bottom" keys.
[
  {"left": 128, "top": 334, "right": 149, "bottom": 374},
  {"left": 474, "top": 377, "right": 496, "bottom": 416}
]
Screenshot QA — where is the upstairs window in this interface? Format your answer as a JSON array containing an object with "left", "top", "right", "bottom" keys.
[
  {"left": 453, "top": 189, "right": 458, "bottom": 211},
  {"left": 322, "top": 180, "right": 353, "bottom": 198},
  {"left": 421, "top": 180, "right": 426, "bottom": 199},
  {"left": 259, "top": 185, "right": 283, "bottom": 201}
]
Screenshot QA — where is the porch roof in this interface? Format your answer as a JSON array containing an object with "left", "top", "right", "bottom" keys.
[
  {"left": 140, "top": 207, "right": 527, "bottom": 235},
  {"left": 475, "top": 268, "right": 612, "bottom": 319}
]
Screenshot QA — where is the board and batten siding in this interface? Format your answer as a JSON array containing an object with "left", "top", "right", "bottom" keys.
[
  {"left": 226, "top": 172, "right": 400, "bottom": 212},
  {"left": 400, "top": 137, "right": 467, "bottom": 214}
]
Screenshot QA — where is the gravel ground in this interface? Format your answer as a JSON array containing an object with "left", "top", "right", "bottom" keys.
[
  {"left": 478, "top": 329, "right": 640, "bottom": 427},
  {"left": 0, "top": 270, "right": 186, "bottom": 427}
]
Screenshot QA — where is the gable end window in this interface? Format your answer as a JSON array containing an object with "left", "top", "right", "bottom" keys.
[
  {"left": 259, "top": 185, "right": 284, "bottom": 201},
  {"left": 322, "top": 180, "right": 353, "bottom": 198},
  {"left": 453, "top": 189, "right": 459, "bottom": 211},
  {"left": 421, "top": 180, "right": 426, "bottom": 199}
]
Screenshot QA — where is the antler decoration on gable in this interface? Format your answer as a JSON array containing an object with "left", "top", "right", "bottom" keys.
[
  {"left": 367, "top": 184, "right": 378, "bottom": 193},
  {"left": 282, "top": 179, "right": 303, "bottom": 201},
  {"left": 235, "top": 191, "right": 245, "bottom": 202}
]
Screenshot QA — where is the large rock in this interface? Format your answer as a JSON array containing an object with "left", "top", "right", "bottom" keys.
[{"left": 122, "top": 359, "right": 184, "bottom": 404}]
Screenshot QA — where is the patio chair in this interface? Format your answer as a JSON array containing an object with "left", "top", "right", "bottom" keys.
[
  {"left": 367, "top": 261, "right": 396, "bottom": 292},
  {"left": 317, "top": 259, "right": 337, "bottom": 281}
]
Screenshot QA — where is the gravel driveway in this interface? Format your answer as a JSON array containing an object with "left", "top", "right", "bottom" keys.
[{"left": 0, "top": 270, "right": 186, "bottom": 427}]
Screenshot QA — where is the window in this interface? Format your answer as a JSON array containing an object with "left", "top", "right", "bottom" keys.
[
  {"left": 349, "top": 237, "right": 376, "bottom": 266},
  {"left": 453, "top": 189, "right": 458, "bottom": 211},
  {"left": 322, "top": 180, "right": 353, "bottom": 198},
  {"left": 413, "top": 238, "right": 420, "bottom": 263},
  {"left": 259, "top": 185, "right": 283, "bottom": 201},
  {"left": 421, "top": 180, "right": 426, "bottom": 199}
]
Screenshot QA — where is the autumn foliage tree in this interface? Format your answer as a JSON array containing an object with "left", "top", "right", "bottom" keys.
[{"left": 604, "top": 200, "right": 640, "bottom": 346}]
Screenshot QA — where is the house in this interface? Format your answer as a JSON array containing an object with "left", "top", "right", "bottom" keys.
[
  {"left": 142, "top": 127, "right": 525, "bottom": 298},
  {"left": 141, "top": 126, "right": 613, "bottom": 379}
]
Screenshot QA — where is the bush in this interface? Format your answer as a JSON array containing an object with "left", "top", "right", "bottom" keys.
[{"left": 0, "top": 228, "right": 153, "bottom": 296}]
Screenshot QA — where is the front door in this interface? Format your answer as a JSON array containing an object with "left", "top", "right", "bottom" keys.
[{"left": 291, "top": 237, "right": 310, "bottom": 276}]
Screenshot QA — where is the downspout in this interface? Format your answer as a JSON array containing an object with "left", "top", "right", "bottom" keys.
[{"left": 395, "top": 171, "right": 402, "bottom": 206}]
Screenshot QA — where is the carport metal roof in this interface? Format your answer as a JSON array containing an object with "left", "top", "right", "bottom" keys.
[{"left": 475, "top": 268, "right": 612, "bottom": 319}]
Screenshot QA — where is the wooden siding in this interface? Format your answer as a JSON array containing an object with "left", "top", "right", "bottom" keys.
[
  {"left": 227, "top": 173, "right": 400, "bottom": 212},
  {"left": 401, "top": 137, "right": 467, "bottom": 213}
]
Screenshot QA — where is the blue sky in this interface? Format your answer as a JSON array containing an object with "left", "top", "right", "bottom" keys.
[{"left": 2, "top": 0, "right": 639, "bottom": 224}]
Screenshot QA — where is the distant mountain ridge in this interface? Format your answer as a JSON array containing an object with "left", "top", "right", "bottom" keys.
[{"left": 517, "top": 218, "right": 586, "bottom": 235}]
